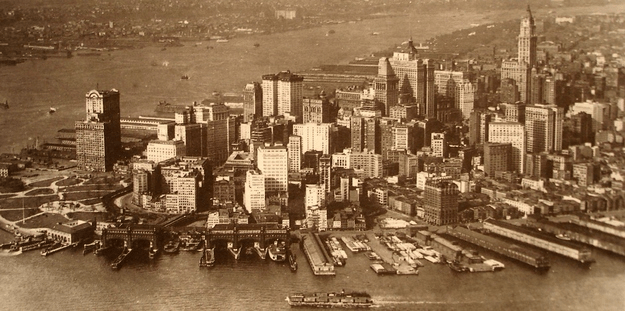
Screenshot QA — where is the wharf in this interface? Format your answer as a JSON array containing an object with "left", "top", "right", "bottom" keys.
[
  {"left": 301, "top": 232, "right": 335, "bottom": 276},
  {"left": 484, "top": 219, "right": 594, "bottom": 264},
  {"left": 526, "top": 217, "right": 625, "bottom": 258},
  {"left": 445, "top": 226, "right": 550, "bottom": 270},
  {"left": 41, "top": 243, "right": 72, "bottom": 256}
]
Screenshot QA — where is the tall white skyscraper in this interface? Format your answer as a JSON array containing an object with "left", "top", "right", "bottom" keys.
[
  {"left": 500, "top": 6, "right": 537, "bottom": 103},
  {"left": 257, "top": 143, "right": 289, "bottom": 192},
  {"left": 525, "top": 104, "right": 563, "bottom": 153},
  {"left": 292, "top": 123, "right": 334, "bottom": 155},
  {"left": 261, "top": 71, "right": 303, "bottom": 120},
  {"left": 243, "top": 170, "right": 265, "bottom": 213},
  {"left": 488, "top": 122, "right": 526, "bottom": 174},
  {"left": 287, "top": 135, "right": 302, "bottom": 173}
]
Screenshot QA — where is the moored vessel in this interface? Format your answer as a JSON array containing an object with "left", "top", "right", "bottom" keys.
[
  {"left": 286, "top": 290, "right": 373, "bottom": 308},
  {"left": 268, "top": 240, "right": 286, "bottom": 261}
]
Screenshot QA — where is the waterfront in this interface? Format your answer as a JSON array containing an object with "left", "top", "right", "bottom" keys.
[{"left": 1, "top": 228, "right": 625, "bottom": 311}]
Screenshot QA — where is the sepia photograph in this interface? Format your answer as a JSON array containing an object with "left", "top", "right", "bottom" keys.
[{"left": 1, "top": 0, "right": 625, "bottom": 310}]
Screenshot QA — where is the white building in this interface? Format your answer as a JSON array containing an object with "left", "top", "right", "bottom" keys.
[
  {"left": 431, "top": 132, "right": 447, "bottom": 158},
  {"left": 455, "top": 79, "right": 475, "bottom": 120},
  {"left": 292, "top": 123, "right": 334, "bottom": 155},
  {"left": 488, "top": 122, "right": 526, "bottom": 174},
  {"left": 146, "top": 140, "right": 186, "bottom": 163},
  {"left": 287, "top": 135, "right": 302, "bottom": 173},
  {"left": 257, "top": 143, "right": 288, "bottom": 192},
  {"left": 305, "top": 184, "right": 325, "bottom": 209},
  {"left": 243, "top": 170, "right": 265, "bottom": 213}
]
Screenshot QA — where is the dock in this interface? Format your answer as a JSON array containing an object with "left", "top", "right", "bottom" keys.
[
  {"left": 111, "top": 247, "right": 132, "bottom": 270},
  {"left": 445, "top": 226, "right": 550, "bottom": 270},
  {"left": 301, "top": 232, "right": 335, "bottom": 276},
  {"left": 40, "top": 243, "right": 72, "bottom": 256},
  {"left": 484, "top": 219, "right": 594, "bottom": 264}
]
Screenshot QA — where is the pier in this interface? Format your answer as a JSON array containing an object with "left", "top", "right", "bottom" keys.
[
  {"left": 111, "top": 247, "right": 133, "bottom": 270},
  {"left": 41, "top": 243, "right": 73, "bottom": 257},
  {"left": 445, "top": 226, "right": 550, "bottom": 270},
  {"left": 204, "top": 224, "right": 289, "bottom": 260},
  {"left": 301, "top": 232, "right": 335, "bottom": 276},
  {"left": 484, "top": 219, "right": 594, "bottom": 264}
]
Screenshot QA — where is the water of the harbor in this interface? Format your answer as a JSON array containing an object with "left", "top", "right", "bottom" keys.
[
  {"left": 2, "top": 4, "right": 624, "bottom": 153},
  {"left": 1, "top": 228, "right": 625, "bottom": 311}
]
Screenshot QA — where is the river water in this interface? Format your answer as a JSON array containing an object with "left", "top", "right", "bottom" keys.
[{"left": 1, "top": 228, "right": 624, "bottom": 311}]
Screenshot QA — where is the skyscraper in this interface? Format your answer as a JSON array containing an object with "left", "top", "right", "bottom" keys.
[
  {"left": 262, "top": 71, "right": 303, "bottom": 120},
  {"left": 244, "top": 169, "right": 265, "bottom": 213},
  {"left": 374, "top": 57, "right": 399, "bottom": 116},
  {"left": 257, "top": 143, "right": 288, "bottom": 193},
  {"left": 500, "top": 6, "right": 537, "bottom": 103},
  {"left": 488, "top": 122, "right": 526, "bottom": 174},
  {"left": 243, "top": 82, "right": 262, "bottom": 122},
  {"left": 319, "top": 154, "right": 332, "bottom": 193},
  {"left": 287, "top": 135, "right": 302, "bottom": 173},
  {"left": 75, "top": 89, "right": 121, "bottom": 172},
  {"left": 424, "top": 180, "right": 458, "bottom": 226},
  {"left": 484, "top": 143, "right": 512, "bottom": 177},
  {"left": 292, "top": 123, "right": 334, "bottom": 156},
  {"left": 525, "top": 104, "right": 563, "bottom": 153}
]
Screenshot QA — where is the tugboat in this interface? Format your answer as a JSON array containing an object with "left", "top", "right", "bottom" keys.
[
  {"left": 268, "top": 240, "right": 287, "bottom": 261},
  {"left": 199, "top": 247, "right": 215, "bottom": 268},
  {"left": 181, "top": 75, "right": 190, "bottom": 80},
  {"left": 49, "top": 107, "right": 57, "bottom": 114},
  {"left": 288, "top": 252, "right": 298, "bottom": 272},
  {"left": 163, "top": 240, "right": 180, "bottom": 254},
  {"left": 286, "top": 290, "right": 373, "bottom": 308}
]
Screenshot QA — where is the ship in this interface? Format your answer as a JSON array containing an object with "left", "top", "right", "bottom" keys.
[
  {"left": 216, "top": 39, "right": 229, "bottom": 43},
  {"left": 199, "top": 247, "right": 215, "bottom": 268},
  {"left": 286, "top": 290, "right": 373, "bottom": 308},
  {"left": 268, "top": 240, "right": 287, "bottom": 261},
  {"left": 49, "top": 107, "right": 57, "bottom": 113},
  {"left": 288, "top": 252, "right": 297, "bottom": 272},
  {"left": 254, "top": 43, "right": 260, "bottom": 48},
  {"left": 181, "top": 75, "right": 190, "bottom": 80},
  {"left": 163, "top": 240, "right": 179, "bottom": 254}
]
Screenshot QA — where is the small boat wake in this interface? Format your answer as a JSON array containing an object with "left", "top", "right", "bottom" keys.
[{"left": 0, "top": 249, "right": 23, "bottom": 256}]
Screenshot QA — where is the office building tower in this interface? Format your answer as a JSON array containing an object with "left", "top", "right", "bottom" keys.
[
  {"left": 431, "top": 132, "right": 447, "bottom": 158},
  {"left": 262, "top": 71, "right": 303, "bottom": 120},
  {"left": 349, "top": 150, "right": 382, "bottom": 179},
  {"left": 287, "top": 135, "right": 302, "bottom": 173},
  {"left": 257, "top": 143, "right": 288, "bottom": 192},
  {"left": 389, "top": 104, "right": 418, "bottom": 122},
  {"left": 319, "top": 154, "right": 332, "bottom": 193},
  {"left": 424, "top": 180, "right": 459, "bottom": 226},
  {"left": 488, "top": 122, "right": 526, "bottom": 174},
  {"left": 243, "top": 82, "right": 262, "bottom": 122},
  {"left": 500, "top": 102, "right": 526, "bottom": 123},
  {"left": 500, "top": 6, "right": 537, "bottom": 103},
  {"left": 158, "top": 157, "right": 211, "bottom": 213},
  {"left": 455, "top": 79, "right": 475, "bottom": 119},
  {"left": 292, "top": 123, "right": 334, "bottom": 155},
  {"left": 244, "top": 170, "right": 265, "bottom": 212},
  {"left": 393, "top": 124, "right": 415, "bottom": 154},
  {"left": 484, "top": 143, "right": 512, "bottom": 177},
  {"left": 302, "top": 97, "right": 331, "bottom": 124},
  {"left": 146, "top": 140, "right": 186, "bottom": 163},
  {"left": 75, "top": 89, "right": 121, "bottom": 172},
  {"left": 525, "top": 104, "right": 563, "bottom": 153},
  {"left": 374, "top": 57, "right": 399, "bottom": 116},
  {"left": 379, "top": 118, "right": 399, "bottom": 160},
  {"left": 500, "top": 78, "right": 520, "bottom": 104},
  {"left": 350, "top": 116, "right": 379, "bottom": 153},
  {"left": 434, "top": 70, "right": 467, "bottom": 97}
]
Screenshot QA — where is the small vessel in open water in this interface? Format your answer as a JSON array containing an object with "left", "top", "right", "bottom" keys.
[
  {"left": 268, "top": 240, "right": 286, "bottom": 261},
  {"left": 286, "top": 290, "right": 373, "bottom": 308}
]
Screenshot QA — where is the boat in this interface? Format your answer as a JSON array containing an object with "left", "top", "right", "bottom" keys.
[
  {"left": 448, "top": 261, "right": 468, "bottom": 272},
  {"left": 49, "top": 107, "right": 57, "bottom": 113},
  {"left": 181, "top": 75, "right": 190, "bottom": 80},
  {"left": 327, "top": 30, "right": 335, "bottom": 35},
  {"left": 253, "top": 43, "right": 260, "bottom": 48},
  {"left": 199, "top": 247, "right": 215, "bottom": 267},
  {"left": 289, "top": 252, "right": 298, "bottom": 272},
  {"left": 163, "top": 241, "right": 180, "bottom": 254},
  {"left": 1, "top": 100, "right": 8, "bottom": 109},
  {"left": 180, "top": 239, "right": 200, "bottom": 251},
  {"left": 268, "top": 240, "right": 287, "bottom": 261},
  {"left": 216, "top": 39, "right": 229, "bottom": 43},
  {"left": 556, "top": 233, "right": 572, "bottom": 241},
  {"left": 370, "top": 32, "right": 380, "bottom": 36},
  {"left": 286, "top": 290, "right": 373, "bottom": 308}
]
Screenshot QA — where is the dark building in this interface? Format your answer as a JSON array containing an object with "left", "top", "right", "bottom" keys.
[
  {"left": 374, "top": 57, "right": 399, "bottom": 116},
  {"left": 75, "top": 89, "right": 121, "bottom": 172},
  {"left": 484, "top": 143, "right": 511, "bottom": 177},
  {"left": 303, "top": 150, "right": 323, "bottom": 172},
  {"left": 302, "top": 97, "right": 331, "bottom": 124},
  {"left": 500, "top": 78, "right": 520, "bottom": 104},
  {"left": 351, "top": 116, "right": 379, "bottom": 153},
  {"left": 424, "top": 180, "right": 459, "bottom": 226}
]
